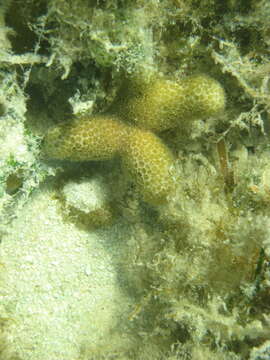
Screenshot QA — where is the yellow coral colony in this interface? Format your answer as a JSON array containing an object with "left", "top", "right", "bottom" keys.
[
  {"left": 180, "top": 74, "right": 226, "bottom": 118},
  {"left": 122, "top": 127, "right": 175, "bottom": 205},
  {"left": 124, "top": 78, "right": 185, "bottom": 132},
  {"left": 43, "top": 115, "right": 175, "bottom": 206},
  {"left": 43, "top": 74, "right": 225, "bottom": 206},
  {"left": 43, "top": 115, "right": 127, "bottom": 161},
  {"left": 124, "top": 74, "right": 226, "bottom": 132}
]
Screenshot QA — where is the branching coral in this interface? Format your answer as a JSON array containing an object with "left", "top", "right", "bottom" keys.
[
  {"left": 43, "top": 74, "right": 225, "bottom": 206},
  {"left": 122, "top": 127, "right": 175, "bottom": 205},
  {"left": 43, "top": 113, "right": 175, "bottom": 206},
  {"left": 122, "top": 74, "right": 226, "bottom": 132},
  {"left": 43, "top": 115, "right": 127, "bottom": 161}
]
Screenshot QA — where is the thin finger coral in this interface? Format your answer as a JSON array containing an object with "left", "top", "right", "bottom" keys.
[{"left": 43, "top": 115, "right": 127, "bottom": 161}]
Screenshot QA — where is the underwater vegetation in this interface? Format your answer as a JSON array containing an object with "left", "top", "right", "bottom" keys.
[{"left": 0, "top": 0, "right": 270, "bottom": 359}]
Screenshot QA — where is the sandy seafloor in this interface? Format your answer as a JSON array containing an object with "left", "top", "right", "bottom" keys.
[{"left": 0, "top": 181, "right": 134, "bottom": 360}]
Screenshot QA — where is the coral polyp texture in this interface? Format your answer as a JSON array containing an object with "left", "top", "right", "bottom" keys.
[
  {"left": 123, "top": 74, "right": 226, "bottom": 132},
  {"left": 43, "top": 115, "right": 176, "bottom": 206},
  {"left": 43, "top": 115, "right": 127, "bottom": 161},
  {"left": 123, "top": 77, "right": 185, "bottom": 132},
  {"left": 42, "top": 73, "right": 224, "bottom": 205},
  {"left": 122, "top": 127, "right": 175, "bottom": 205},
  {"left": 180, "top": 74, "right": 226, "bottom": 119}
]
